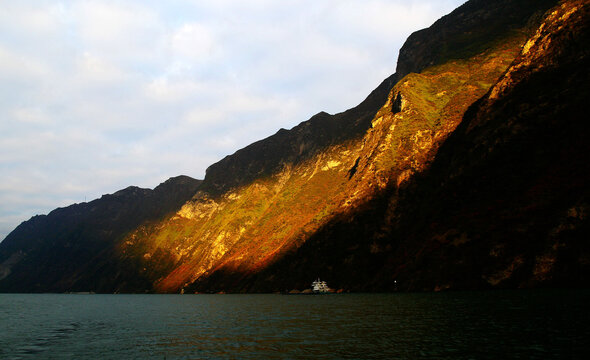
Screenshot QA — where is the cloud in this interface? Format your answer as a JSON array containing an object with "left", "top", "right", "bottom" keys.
[
  {"left": 170, "top": 23, "right": 217, "bottom": 62},
  {"left": 12, "top": 107, "right": 52, "bottom": 125},
  {"left": 0, "top": 0, "right": 465, "bottom": 241},
  {"left": 72, "top": 1, "right": 164, "bottom": 63},
  {"left": 145, "top": 77, "right": 202, "bottom": 103}
]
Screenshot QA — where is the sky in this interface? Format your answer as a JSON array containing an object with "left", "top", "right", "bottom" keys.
[{"left": 0, "top": 0, "right": 465, "bottom": 241}]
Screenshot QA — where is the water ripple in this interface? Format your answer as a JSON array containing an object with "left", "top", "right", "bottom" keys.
[{"left": 0, "top": 290, "right": 588, "bottom": 359}]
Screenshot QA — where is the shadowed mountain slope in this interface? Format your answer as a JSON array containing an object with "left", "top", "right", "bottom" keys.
[
  {"left": 0, "top": 176, "right": 201, "bottom": 292},
  {"left": 118, "top": 0, "right": 558, "bottom": 294},
  {"left": 244, "top": 0, "right": 589, "bottom": 293},
  {"left": 396, "top": 0, "right": 556, "bottom": 78},
  {"left": 387, "top": 0, "right": 590, "bottom": 290}
]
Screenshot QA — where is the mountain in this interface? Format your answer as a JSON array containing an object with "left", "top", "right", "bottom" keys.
[
  {"left": 0, "top": 176, "right": 201, "bottom": 292},
  {"left": 1, "top": 0, "right": 586, "bottom": 294},
  {"left": 387, "top": 0, "right": 590, "bottom": 290},
  {"left": 254, "top": 0, "right": 589, "bottom": 292}
]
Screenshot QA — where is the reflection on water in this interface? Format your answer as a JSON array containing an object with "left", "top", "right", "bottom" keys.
[{"left": 0, "top": 290, "right": 588, "bottom": 359}]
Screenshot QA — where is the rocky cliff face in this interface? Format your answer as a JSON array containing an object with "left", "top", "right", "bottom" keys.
[
  {"left": 200, "top": 74, "right": 397, "bottom": 196},
  {"left": 386, "top": 0, "right": 590, "bottom": 290},
  {"left": 1, "top": 0, "right": 585, "bottom": 294},
  {"left": 395, "top": 0, "right": 555, "bottom": 78},
  {"left": 253, "top": 0, "right": 588, "bottom": 293},
  {"left": 112, "top": 0, "right": 560, "bottom": 294}
]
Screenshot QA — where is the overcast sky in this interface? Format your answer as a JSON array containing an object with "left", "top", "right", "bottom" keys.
[{"left": 0, "top": 0, "right": 464, "bottom": 241}]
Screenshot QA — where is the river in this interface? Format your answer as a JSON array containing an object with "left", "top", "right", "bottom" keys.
[{"left": 1, "top": 290, "right": 588, "bottom": 359}]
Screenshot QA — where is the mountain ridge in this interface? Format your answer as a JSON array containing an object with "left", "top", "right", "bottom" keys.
[
  {"left": 200, "top": 73, "right": 397, "bottom": 196},
  {"left": 1, "top": 0, "right": 586, "bottom": 294},
  {"left": 0, "top": 176, "right": 201, "bottom": 292}
]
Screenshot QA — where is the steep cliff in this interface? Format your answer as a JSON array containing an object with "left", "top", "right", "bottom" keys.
[
  {"left": 386, "top": 0, "right": 590, "bottom": 290},
  {"left": 251, "top": 0, "right": 589, "bottom": 292},
  {"left": 111, "top": 0, "right": 558, "bottom": 293}
]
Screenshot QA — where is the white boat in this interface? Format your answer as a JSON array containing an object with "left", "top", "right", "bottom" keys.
[{"left": 311, "top": 278, "right": 331, "bottom": 293}]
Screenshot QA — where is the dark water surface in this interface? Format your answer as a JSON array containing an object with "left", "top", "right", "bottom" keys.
[{"left": 1, "top": 290, "right": 588, "bottom": 359}]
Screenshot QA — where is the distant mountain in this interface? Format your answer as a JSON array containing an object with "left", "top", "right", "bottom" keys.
[
  {"left": 0, "top": 176, "right": 201, "bottom": 292},
  {"left": 2, "top": 0, "right": 586, "bottom": 294}
]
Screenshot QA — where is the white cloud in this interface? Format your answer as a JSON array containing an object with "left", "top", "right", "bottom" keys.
[
  {"left": 72, "top": 1, "right": 163, "bottom": 60},
  {"left": 183, "top": 107, "right": 226, "bottom": 125},
  {"left": 170, "top": 23, "right": 217, "bottom": 62},
  {"left": 145, "top": 77, "right": 202, "bottom": 103},
  {"left": 12, "top": 107, "right": 52, "bottom": 125},
  {"left": 0, "top": 0, "right": 465, "bottom": 241},
  {"left": 0, "top": 46, "right": 51, "bottom": 81}
]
